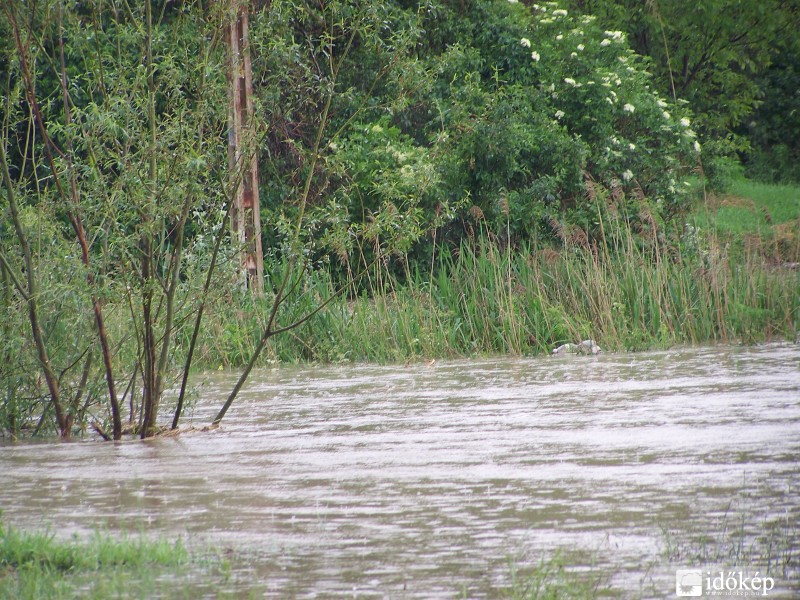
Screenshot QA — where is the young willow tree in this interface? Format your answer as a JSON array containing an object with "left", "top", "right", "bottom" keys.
[
  {"left": 1, "top": 0, "right": 234, "bottom": 438},
  {"left": 0, "top": 0, "right": 436, "bottom": 438}
]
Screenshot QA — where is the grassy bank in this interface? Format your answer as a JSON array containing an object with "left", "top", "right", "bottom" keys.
[
  {"left": 693, "top": 179, "right": 800, "bottom": 264},
  {"left": 192, "top": 180, "right": 800, "bottom": 367},
  {"left": 0, "top": 521, "right": 191, "bottom": 599}
]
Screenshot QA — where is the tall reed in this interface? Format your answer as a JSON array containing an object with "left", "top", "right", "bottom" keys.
[{"left": 194, "top": 216, "right": 799, "bottom": 367}]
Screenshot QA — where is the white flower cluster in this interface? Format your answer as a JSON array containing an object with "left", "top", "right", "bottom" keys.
[
  {"left": 520, "top": 38, "right": 531, "bottom": 48},
  {"left": 623, "top": 103, "right": 635, "bottom": 113},
  {"left": 531, "top": 51, "right": 541, "bottom": 62}
]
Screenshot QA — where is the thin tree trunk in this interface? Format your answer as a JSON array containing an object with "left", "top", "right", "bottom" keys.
[
  {"left": 0, "top": 259, "right": 17, "bottom": 438},
  {"left": 0, "top": 142, "right": 67, "bottom": 436},
  {"left": 56, "top": 2, "right": 122, "bottom": 440},
  {"left": 141, "top": 0, "right": 160, "bottom": 438},
  {"left": 173, "top": 187, "right": 235, "bottom": 428}
]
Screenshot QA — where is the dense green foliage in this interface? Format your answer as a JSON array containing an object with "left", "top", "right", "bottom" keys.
[
  {"left": 1, "top": 0, "right": 798, "bottom": 439},
  {"left": 562, "top": 0, "right": 800, "bottom": 184},
  {"left": 251, "top": 0, "right": 699, "bottom": 257}
]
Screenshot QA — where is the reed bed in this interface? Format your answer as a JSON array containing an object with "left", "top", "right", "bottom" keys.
[{"left": 195, "top": 218, "right": 799, "bottom": 367}]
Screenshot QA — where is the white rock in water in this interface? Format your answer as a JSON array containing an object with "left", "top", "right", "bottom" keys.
[
  {"left": 578, "top": 339, "right": 601, "bottom": 355},
  {"left": 552, "top": 340, "right": 601, "bottom": 355}
]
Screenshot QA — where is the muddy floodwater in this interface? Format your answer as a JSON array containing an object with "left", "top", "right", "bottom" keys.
[{"left": 2, "top": 343, "right": 799, "bottom": 598}]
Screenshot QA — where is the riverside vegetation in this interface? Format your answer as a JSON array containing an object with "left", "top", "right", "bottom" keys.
[
  {"left": 194, "top": 181, "right": 800, "bottom": 366},
  {"left": 2, "top": 0, "right": 799, "bottom": 439},
  {"left": 0, "top": 517, "right": 606, "bottom": 599},
  {"left": 0, "top": 518, "right": 189, "bottom": 599},
  {"left": 0, "top": 517, "right": 270, "bottom": 599}
]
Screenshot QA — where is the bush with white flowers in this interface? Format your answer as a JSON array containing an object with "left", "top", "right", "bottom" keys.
[{"left": 416, "top": 0, "right": 699, "bottom": 244}]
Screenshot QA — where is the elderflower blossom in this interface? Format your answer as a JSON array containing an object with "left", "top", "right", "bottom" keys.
[
  {"left": 622, "top": 169, "right": 634, "bottom": 181},
  {"left": 663, "top": 111, "right": 671, "bottom": 119},
  {"left": 694, "top": 140, "right": 701, "bottom": 153},
  {"left": 680, "top": 117, "right": 691, "bottom": 127},
  {"left": 657, "top": 99, "right": 668, "bottom": 108},
  {"left": 623, "top": 103, "right": 635, "bottom": 113},
  {"left": 521, "top": 38, "right": 531, "bottom": 48},
  {"left": 577, "top": 43, "right": 585, "bottom": 51},
  {"left": 532, "top": 3, "right": 546, "bottom": 11},
  {"left": 604, "top": 30, "right": 624, "bottom": 41},
  {"left": 556, "top": 34, "right": 564, "bottom": 40},
  {"left": 629, "top": 143, "right": 636, "bottom": 150},
  {"left": 508, "top": 0, "right": 519, "bottom": 3},
  {"left": 555, "top": 110, "right": 565, "bottom": 119},
  {"left": 531, "top": 51, "right": 541, "bottom": 62},
  {"left": 600, "top": 39, "right": 611, "bottom": 46},
  {"left": 564, "top": 77, "right": 577, "bottom": 86},
  {"left": 553, "top": 9, "right": 568, "bottom": 16}
]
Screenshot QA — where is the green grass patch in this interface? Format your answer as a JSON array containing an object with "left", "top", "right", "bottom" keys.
[
  {"left": 500, "top": 552, "right": 618, "bottom": 599},
  {"left": 0, "top": 521, "right": 199, "bottom": 599},
  {"left": 692, "top": 179, "right": 800, "bottom": 240}
]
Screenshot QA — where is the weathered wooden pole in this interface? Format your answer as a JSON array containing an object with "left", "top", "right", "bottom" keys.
[{"left": 225, "top": 0, "right": 264, "bottom": 294}]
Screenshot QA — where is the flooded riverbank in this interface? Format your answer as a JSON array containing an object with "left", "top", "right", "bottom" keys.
[{"left": 2, "top": 342, "right": 799, "bottom": 597}]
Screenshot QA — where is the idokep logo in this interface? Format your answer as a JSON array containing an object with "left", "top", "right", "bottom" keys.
[
  {"left": 676, "top": 569, "right": 703, "bottom": 597},
  {"left": 675, "top": 569, "right": 776, "bottom": 597}
]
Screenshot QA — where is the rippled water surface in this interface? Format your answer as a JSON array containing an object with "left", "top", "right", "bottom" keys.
[{"left": 2, "top": 343, "right": 799, "bottom": 598}]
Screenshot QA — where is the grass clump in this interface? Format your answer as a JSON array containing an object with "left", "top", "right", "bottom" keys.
[
  {"left": 0, "top": 521, "right": 190, "bottom": 600},
  {"left": 661, "top": 507, "right": 799, "bottom": 584},
  {"left": 499, "top": 553, "right": 617, "bottom": 599}
]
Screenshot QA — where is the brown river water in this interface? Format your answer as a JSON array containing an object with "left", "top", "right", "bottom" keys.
[{"left": 1, "top": 342, "right": 799, "bottom": 598}]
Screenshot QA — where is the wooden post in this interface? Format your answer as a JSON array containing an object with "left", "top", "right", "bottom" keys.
[{"left": 225, "top": 0, "right": 264, "bottom": 294}]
